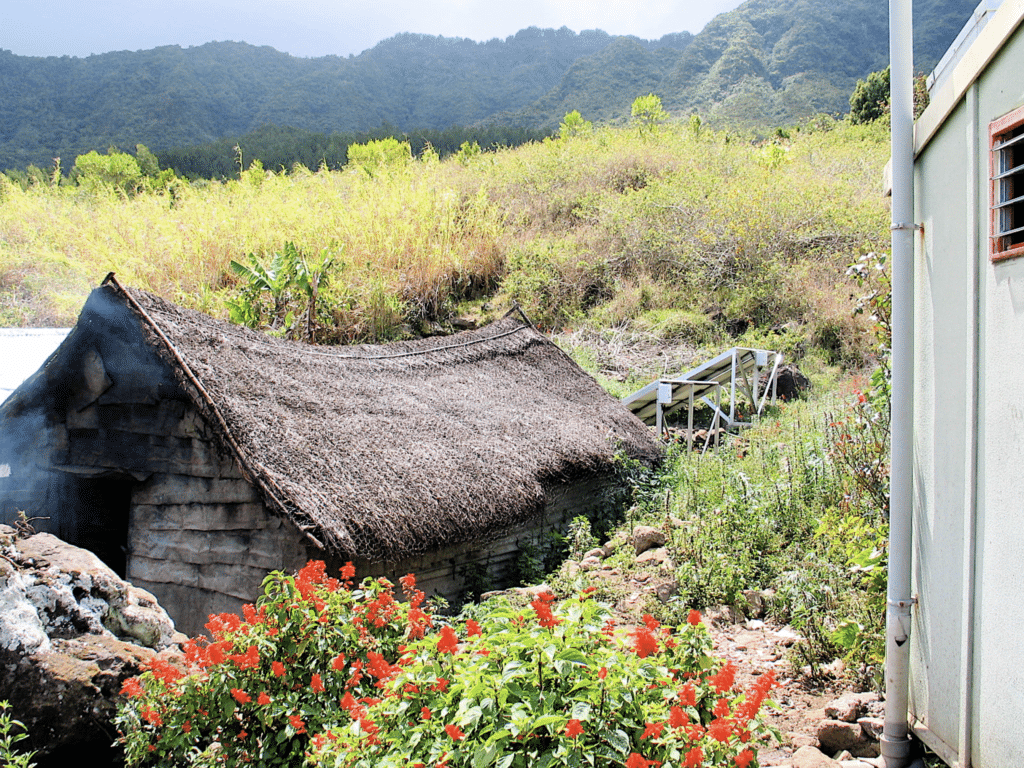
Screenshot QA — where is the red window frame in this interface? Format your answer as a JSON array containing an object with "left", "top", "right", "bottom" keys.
[{"left": 990, "top": 105, "right": 1024, "bottom": 262}]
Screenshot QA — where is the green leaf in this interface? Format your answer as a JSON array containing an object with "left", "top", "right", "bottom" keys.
[
  {"left": 472, "top": 742, "right": 498, "bottom": 768},
  {"left": 606, "top": 728, "right": 630, "bottom": 755}
]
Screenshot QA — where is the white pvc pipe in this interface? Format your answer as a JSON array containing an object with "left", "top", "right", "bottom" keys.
[{"left": 884, "top": 1, "right": 917, "bottom": 767}]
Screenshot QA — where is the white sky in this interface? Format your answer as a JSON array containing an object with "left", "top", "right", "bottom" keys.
[{"left": 1, "top": 0, "right": 745, "bottom": 59}]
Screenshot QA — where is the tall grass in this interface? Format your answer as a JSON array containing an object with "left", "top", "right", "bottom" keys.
[{"left": 0, "top": 118, "right": 889, "bottom": 360}]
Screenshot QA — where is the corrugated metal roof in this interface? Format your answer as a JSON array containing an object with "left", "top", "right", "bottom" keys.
[{"left": 0, "top": 328, "right": 70, "bottom": 404}]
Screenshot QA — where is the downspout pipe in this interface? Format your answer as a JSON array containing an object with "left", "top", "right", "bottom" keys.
[{"left": 883, "top": 1, "right": 922, "bottom": 767}]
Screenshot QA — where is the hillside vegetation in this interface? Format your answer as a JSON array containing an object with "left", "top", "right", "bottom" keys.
[
  {"left": 0, "top": 115, "right": 889, "bottom": 370},
  {"left": 0, "top": 0, "right": 974, "bottom": 171}
]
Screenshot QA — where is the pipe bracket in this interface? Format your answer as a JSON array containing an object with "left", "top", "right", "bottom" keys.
[{"left": 890, "top": 222, "right": 923, "bottom": 231}]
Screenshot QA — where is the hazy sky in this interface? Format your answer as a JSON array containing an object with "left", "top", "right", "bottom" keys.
[{"left": 2, "top": 0, "right": 745, "bottom": 59}]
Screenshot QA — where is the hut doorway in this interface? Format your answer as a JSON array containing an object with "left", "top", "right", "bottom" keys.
[{"left": 53, "top": 471, "right": 134, "bottom": 578}]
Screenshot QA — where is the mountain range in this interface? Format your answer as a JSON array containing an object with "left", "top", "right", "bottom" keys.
[{"left": 0, "top": 0, "right": 977, "bottom": 172}]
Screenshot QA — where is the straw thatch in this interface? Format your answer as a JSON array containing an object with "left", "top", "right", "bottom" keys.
[{"left": 99, "top": 277, "right": 660, "bottom": 563}]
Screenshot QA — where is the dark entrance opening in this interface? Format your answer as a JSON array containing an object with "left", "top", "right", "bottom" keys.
[{"left": 54, "top": 472, "right": 133, "bottom": 578}]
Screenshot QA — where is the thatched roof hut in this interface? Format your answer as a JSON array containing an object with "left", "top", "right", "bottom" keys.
[{"left": 0, "top": 276, "right": 660, "bottom": 633}]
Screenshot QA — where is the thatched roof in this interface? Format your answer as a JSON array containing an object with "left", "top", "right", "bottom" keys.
[{"left": 95, "top": 277, "right": 660, "bottom": 562}]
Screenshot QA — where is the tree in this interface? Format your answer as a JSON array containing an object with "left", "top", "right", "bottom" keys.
[
  {"left": 631, "top": 93, "right": 668, "bottom": 136},
  {"left": 559, "top": 110, "right": 593, "bottom": 139},
  {"left": 849, "top": 66, "right": 930, "bottom": 124},
  {"left": 345, "top": 137, "right": 412, "bottom": 176},
  {"left": 72, "top": 149, "right": 143, "bottom": 194}
]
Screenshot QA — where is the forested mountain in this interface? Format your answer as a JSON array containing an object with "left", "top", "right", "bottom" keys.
[{"left": 0, "top": 0, "right": 976, "bottom": 171}]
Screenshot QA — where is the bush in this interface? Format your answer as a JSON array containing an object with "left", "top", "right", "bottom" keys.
[
  {"left": 311, "top": 596, "right": 777, "bottom": 768},
  {"left": 115, "top": 562, "right": 433, "bottom": 767}
]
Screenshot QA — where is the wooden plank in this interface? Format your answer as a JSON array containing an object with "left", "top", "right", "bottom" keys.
[{"left": 133, "top": 474, "right": 260, "bottom": 505}]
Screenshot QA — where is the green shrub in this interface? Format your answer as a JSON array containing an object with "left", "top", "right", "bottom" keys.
[
  {"left": 115, "top": 562, "right": 433, "bottom": 767},
  {"left": 0, "top": 701, "right": 36, "bottom": 768},
  {"left": 310, "top": 596, "right": 777, "bottom": 768}
]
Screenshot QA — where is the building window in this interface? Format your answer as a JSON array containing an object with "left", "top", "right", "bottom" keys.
[{"left": 991, "top": 106, "right": 1024, "bottom": 261}]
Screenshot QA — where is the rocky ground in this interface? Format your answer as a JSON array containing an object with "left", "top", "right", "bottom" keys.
[{"left": 544, "top": 523, "right": 895, "bottom": 768}]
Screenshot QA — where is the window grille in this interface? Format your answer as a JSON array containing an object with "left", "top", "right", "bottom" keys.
[{"left": 991, "top": 106, "right": 1024, "bottom": 261}]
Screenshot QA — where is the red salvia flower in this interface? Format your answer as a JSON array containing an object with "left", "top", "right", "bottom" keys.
[
  {"left": 331, "top": 653, "right": 346, "bottom": 671},
  {"left": 734, "top": 748, "right": 755, "bottom": 768},
  {"left": 632, "top": 627, "right": 659, "bottom": 658},
  {"left": 565, "top": 719, "right": 584, "bottom": 739},
  {"left": 311, "top": 673, "right": 325, "bottom": 693},
  {"left": 709, "top": 661, "right": 737, "bottom": 694},
  {"left": 340, "top": 562, "right": 356, "bottom": 582},
  {"left": 230, "top": 688, "right": 251, "bottom": 704},
  {"left": 437, "top": 626, "right": 460, "bottom": 654},
  {"left": 229, "top": 645, "right": 259, "bottom": 670},
  {"left": 257, "top": 692, "right": 271, "bottom": 705},
  {"left": 714, "top": 697, "right": 731, "bottom": 717},
  {"left": 642, "top": 614, "right": 660, "bottom": 630},
  {"left": 465, "top": 619, "right": 482, "bottom": 636},
  {"left": 679, "top": 682, "right": 696, "bottom": 707},
  {"left": 421, "top": 707, "right": 432, "bottom": 721},
  {"left": 445, "top": 724, "right": 465, "bottom": 741},
  {"left": 684, "top": 747, "right": 704, "bottom": 767},
  {"left": 708, "top": 717, "right": 733, "bottom": 743},
  {"left": 289, "top": 714, "right": 306, "bottom": 735},
  {"left": 141, "top": 708, "right": 162, "bottom": 727},
  {"left": 120, "top": 677, "right": 144, "bottom": 698},
  {"left": 598, "top": 666, "right": 608, "bottom": 680},
  {"left": 272, "top": 661, "right": 285, "bottom": 677},
  {"left": 432, "top": 677, "right": 450, "bottom": 692},
  {"left": 668, "top": 706, "right": 688, "bottom": 729},
  {"left": 625, "top": 753, "right": 651, "bottom": 768},
  {"left": 687, "top": 609, "right": 702, "bottom": 626},
  {"left": 641, "top": 721, "right": 664, "bottom": 740}
]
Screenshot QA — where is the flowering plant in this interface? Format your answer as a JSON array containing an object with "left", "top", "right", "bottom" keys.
[
  {"left": 310, "top": 596, "right": 779, "bottom": 768},
  {"left": 115, "top": 561, "right": 432, "bottom": 767}
]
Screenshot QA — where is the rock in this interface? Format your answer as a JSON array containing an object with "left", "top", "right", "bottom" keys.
[
  {"left": 631, "top": 526, "right": 666, "bottom": 555},
  {"left": 792, "top": 745, "right": 843, "bottom": 768},
  {"left": 583, "top": 548, "right": 606, "bottom": 561},
  {"left": 0, "top": 528, "right": 181, "bottom": 761},
  {"left": 817, "top": 720, "right": 880, "bottom": 758},
  {"left": 858, "top": 716, "right": 884, "bottom": 741},
  {"left": 825, "top": 692, "right": 881, "bottom": 723},
  {"left": 636, "top": 546, "right": 673, "bottom": 568},
  {"left": 602, "top": 532, "right": 628, "bottom": 557},
  {"left": 788, "top": 731, "right": 816, "bottom": 750},
  {"left": 733, "top": 631, "right": 761, "bottom": 650},
  {"left": 653, "top": 580, "right": 678, "bottom": 604},
  {"left": 765, "top": 363, "right": 811, "bottom": 401},
  {"left": 739, "top": 588, "right": 768, "bottom": 618},
  {"left": 515, "top": 583, "right": 553, "bottom": 598},
  {"left": 580, "top": 556, "right": 603, "bottom": 569}
]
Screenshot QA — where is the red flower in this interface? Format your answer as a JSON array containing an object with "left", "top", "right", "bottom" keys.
[
  {"left": 668, "top": 706, "right": 688, "bottom": 729},
  {"left": 182, "top": 720, "right": 191, "bottom": 733},
  {"left": 141, "top": 707, "right": 162, "bottom": 727},
  {"left": 437, "top": 626, "right": 460, "bottom": 654},
  {"left": 625, "top": 754, "right": 651, "bottom": 768},
  {"left": 311, "top": 673, "right": 325, "bottom": 693},
  {"left": 229, "top": 645, "right": 259, "bottom": 670},
  {"left": 709, "top": 661, "right": 736, "bottom": 694},
  {"left": 340, "top": 562, "right": 356, "bottom": 581},
  {"left": 120, "top": 677, "right": 144, "bottom": 698},
  {"left": 257, "top": 692, "right": 271, "bottom": 705},
  {"left": 714, "top": 697, "right": 730, "bottom": 717},
  {"left": 230, "top": 688, "right": 251, "bottom": 704},
  {"left": 685, "top": 746, "right": 704, "bottom": 767},
  {"left": 465, "top": 619, "right": 482, "bottom": 636},
  {"left": 687, "top": 609, "right": 702, "bottom": 626},
  {"left": 445, "top": 724, "right": 465, "bottom": 741},
  {"left": 642, "top": 614, "right": 660, "bottom": 630},
  {"left": 331, "top": 653, "right": 346, "bottom": 671},
  {"left": 632, "top": 627, "right": 659, "bottom": 658},
  {"left": 598, "top": 666, "right": 608, "bottom": 680},
  {"left": 272, "top": 661, "right": 285, "bottom": 677},
  {"left": 432, "top": 677, "right": 450, "bottom": 692},
  {"left": 421, "top": 707, "right": 432, "bottom": 721},
  {"left": 734, "top": 748, "right": 755, "bottom": 768},
  {"left": 679, "top": 682, "right": 696, "bottom": 707},
  {"left": 289, "top": 714, "right": 307, "bottom": 734},
  {"left": 708, "top": 717, "right": 733, "bottom": 743},
  {"left": 565, "top": 719, "right": 584, "bottom": 739},
  {"left": 641, "top": 721, "right": 664, "bottom": 740}
]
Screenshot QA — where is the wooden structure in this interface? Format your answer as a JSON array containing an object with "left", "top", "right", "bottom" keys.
[{"left": 0, "top": 277, "right": 660, "bottom": 634}]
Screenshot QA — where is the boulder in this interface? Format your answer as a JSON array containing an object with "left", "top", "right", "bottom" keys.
[
  {"left": 817, "top": 719, "right": 880, "bottom": 758},
  {"left": 792, "top": 745, "right": 843, "bottom": 768},
  {"left": 631, "top": 526, "right": 666, "bottom": 556},
  {"left": 825, "top": 692, "right": 881, "bottom": 723},
  {"left": 0, "top": 525, "right": 182, "bottom": 762},
  {"left": 764, "top": 363, "right": 811, "bottom": 401}
]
